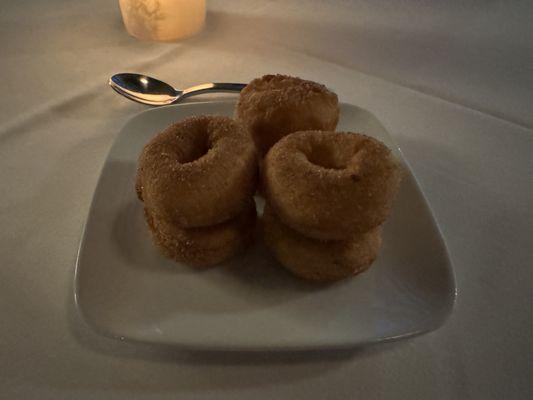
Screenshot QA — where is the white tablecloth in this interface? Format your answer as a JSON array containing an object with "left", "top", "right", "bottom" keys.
[{"left": 1, "top": 1, "right": 532, "bottom": 399}]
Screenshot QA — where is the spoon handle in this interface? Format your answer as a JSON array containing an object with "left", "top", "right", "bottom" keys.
[{"left": 179, "top": 82, "right": 246, "bottom": 101}]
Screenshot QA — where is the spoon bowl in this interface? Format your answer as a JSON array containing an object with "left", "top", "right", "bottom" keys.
[{"left": 109, "top": 73, "right": 246, "bottom": 106}]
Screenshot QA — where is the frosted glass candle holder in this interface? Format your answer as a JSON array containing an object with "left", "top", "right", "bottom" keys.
[{"left": 119, "top": 0, "right": 206, "bottom": 42}]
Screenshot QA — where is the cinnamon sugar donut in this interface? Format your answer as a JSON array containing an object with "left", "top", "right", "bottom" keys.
[
  {"left": 235, "top": 74, "right": 339, "bottom": 156},
  {"left": 145, "top": 201, "right": 257, "bottom": 267},
  {"left": 263, "top": 204, "right": 381, "bottom": 282},
  {"left": 263, "top": 131, "right": 401, "bottom": 240},
  {"left": 136, "top": 116, "right": 257, "bottom": 227}
]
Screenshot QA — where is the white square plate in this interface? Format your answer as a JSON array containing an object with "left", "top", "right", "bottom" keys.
[{"left": 75, "top": 101, "right": 455, "bottom": 350}]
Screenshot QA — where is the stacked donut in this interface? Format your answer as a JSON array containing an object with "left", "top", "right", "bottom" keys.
[
  {"left": 261, "top": 131, "right": 401, "bottom": 282},
  {"left": 136, "top": 116, "right": 258, "bottom": 267},
  {"left": 236, "top": 75, "right": 401, "bottom": 282}
]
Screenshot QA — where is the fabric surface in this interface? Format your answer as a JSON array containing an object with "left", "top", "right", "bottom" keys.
[{"left": 1, "top": 1, "right": 532, "bottom": 399}]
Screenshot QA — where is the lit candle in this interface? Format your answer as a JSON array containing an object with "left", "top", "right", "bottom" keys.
[{"left": 119, "top": 0, "right": 206, "bottom": 41}]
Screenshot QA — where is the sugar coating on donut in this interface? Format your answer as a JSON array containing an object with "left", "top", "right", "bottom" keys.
[
  {"left": 137, "top": 116, "right": 258, "bottom": 227},
  {"left": 145, "top": 200, "right": 257, "bottom": 267},
  {"left": 263, "top": 130, "right": 401, "bottom": 240},
  {"left": 263, "top": 204, "right": 381, "bottom": 282},
  {"left": 235, "top": 74, "right": 339, "bottom": 155}
]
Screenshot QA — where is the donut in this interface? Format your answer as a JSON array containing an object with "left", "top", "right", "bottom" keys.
[
  {"left": 263, "top": 204, "right": 381, "bottom": 282},
  {"left": 136, "top": 116, "right": 257, "bottom": 227},
  {"left": 235, "top": 74, "right": 339, "bottom": 156},
  {"left": 263, "top": 131, "right": 401, "bottom": 240},
  {"left": 145, "top": 200, "right": 257, "bottom": 267}
]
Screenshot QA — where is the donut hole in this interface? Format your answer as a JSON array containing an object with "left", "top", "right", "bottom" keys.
[
  {"left": 180, "top": 129, "right": 212, "bottom": 163},
  {"left": 306, "top": 142, "right": 350, "bottom": 170}
]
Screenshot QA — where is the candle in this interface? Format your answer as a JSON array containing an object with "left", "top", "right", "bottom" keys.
[{"left": 119, "top": 0, "right": 206, "bottom": 42}]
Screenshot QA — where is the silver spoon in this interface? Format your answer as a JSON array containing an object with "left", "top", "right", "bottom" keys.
[{"left": 109, "top": 73, "right": 246, "bottom": 106}]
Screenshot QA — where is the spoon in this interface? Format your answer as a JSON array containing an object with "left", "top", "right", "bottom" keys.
[{"left": 109, "top": 73, "right": 246, "bottom": 106}]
